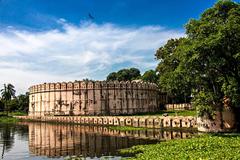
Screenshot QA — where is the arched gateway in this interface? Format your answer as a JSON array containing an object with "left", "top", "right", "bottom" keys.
[{"left": 28, "top": 81, "right": 164, "bottom": 116}]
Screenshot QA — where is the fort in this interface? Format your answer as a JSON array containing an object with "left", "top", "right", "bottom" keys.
[{"left": 28, "top": 80, "right": 167, "bottom": 116}]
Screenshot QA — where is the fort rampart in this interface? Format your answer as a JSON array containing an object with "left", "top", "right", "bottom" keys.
[
  {"left": 16, "top": 115, "right": 197, "bottom": 129},
  {"left": 29, "top": 81, "right": 165, "bottom": 116}
]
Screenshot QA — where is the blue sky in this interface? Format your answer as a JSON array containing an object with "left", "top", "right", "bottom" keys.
[
  {"left": 0, "top": 0, "right": 237, "bottom": 93},
  {"left": 0, "top": 0, "right": 218, "bottom": 30}
]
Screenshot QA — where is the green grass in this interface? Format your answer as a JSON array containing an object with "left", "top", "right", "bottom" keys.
[
  {"left": 0, "top": 111, "right": 26, "bottom": 123},
  {"left": 165, "top": 110, "right": 196, "bottom": 116},
  {"left": 120, "top": 134, "right": 240, "bottom": 160},
  {"left": 0, "top": 116, "right": 19, "bottom": 123},
  {"left": 0, "top": 111, "right": 27, "bottom": 116},
  {"left": 108, "top": 126, "right": 147, "bottom": 131},
  {"left": 132, "top": 110, "right": 197, "bottom": 117},
  {"left": 10, "top": 111, "right": 28, "bottom": 116}
]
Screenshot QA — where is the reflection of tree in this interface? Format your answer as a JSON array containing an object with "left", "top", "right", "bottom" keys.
[
  {"left": 14, "top": 125, "right": 28, "bottom": 141},
  {"left": 0, "top": 124, "right": 15, "bottom": 159}
]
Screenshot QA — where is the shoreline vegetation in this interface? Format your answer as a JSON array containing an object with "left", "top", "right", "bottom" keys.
[
  {"left": 119, "top": 134, "right": 240, "bottom": 160},
  {"left": 0, "top": 116, "right": 19, "bottom": 123},
  {"left": 0, "top": 111, "right": 27, "bottom": 123},
  {"left": 0, "top": 111, "right": 28, "bottom": 116},
  {"left": 131, "top": 110, "right": 196, "bottom": 117}
]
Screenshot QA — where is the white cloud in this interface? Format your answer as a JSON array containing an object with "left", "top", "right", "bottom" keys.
[{"left": 0, "top": 21, "right": 184, "bottom": 94}]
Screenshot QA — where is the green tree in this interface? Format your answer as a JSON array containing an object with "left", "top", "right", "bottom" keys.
[
  {"left": 7, "top": 98, "right": 18, "bottom": 112},
  {"left": 141, "top": 70, "right": 158, "bottom": 83},
  {"left": 117, "top": 69, "right": 131, "bottom": 81},
  {"left": 0, "top": 84, "right": 16, "bottom": 115},
  {"left": 156, "top": 0, "right": 240, "bottom": 119},
  {"left": 106, "top": 72, "right": 118, "bottom": 81},
  {"left": 16, "top": 93, "right": 29, "bottom": 112},
  {"left": 184, "top": 0, "right": 240, "bottom": 117},
  {"left": 128, "top": 68, "right": 141, "bottom": 80},
  {"left": 156, "top": 38, "right": 192, "bottom": 103},
  {"left": 106, "top": 68, "right": 141, "bottom": 81},
  {"left": 0, "top": 100, "right": 4, "bottom": 111}
]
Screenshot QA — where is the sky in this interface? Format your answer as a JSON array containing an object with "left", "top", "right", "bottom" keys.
[{"left": 0, "top": 0, "right": 237, "bottom": 94}]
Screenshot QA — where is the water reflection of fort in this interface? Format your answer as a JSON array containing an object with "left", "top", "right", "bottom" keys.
[{"left": 27, "top": 122, "right": 196, "bottom": 158}]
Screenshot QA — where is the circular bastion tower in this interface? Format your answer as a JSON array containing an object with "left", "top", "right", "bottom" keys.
[{"left": 28, "top": 81, "right": 161, "bottom": 116}]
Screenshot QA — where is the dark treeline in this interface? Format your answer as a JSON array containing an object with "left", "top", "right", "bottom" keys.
[
  {"left": 106, "top": 68, "right": 158, "bottom": 84},
  {"left": 0, "top": 84, "right": 29, "bottom": 114}
]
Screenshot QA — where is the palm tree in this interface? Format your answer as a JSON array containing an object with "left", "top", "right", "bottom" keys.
[{"left": 0, "top": 84, "right": 16, "bottom": 116}]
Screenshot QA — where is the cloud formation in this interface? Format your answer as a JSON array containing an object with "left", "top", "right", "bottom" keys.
[{"left": 0, "top": 20, "right": 184, "bottom": 94}]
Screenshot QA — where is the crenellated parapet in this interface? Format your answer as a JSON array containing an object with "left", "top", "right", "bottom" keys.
[
  {"left": 29, "top": 80, "right": 158, "bottom": 94},
  {"left": 28, "top": 80, "right": 162, "bottom": 116}
]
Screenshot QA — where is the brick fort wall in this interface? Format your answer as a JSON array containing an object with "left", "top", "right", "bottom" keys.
[{"left": 28, "top": 81, "right": 163, "bottom": 116}]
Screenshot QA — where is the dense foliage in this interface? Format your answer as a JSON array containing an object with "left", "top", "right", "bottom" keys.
[
  {"left": 120, "top": 134, "right": 240, "bottom": 160},
  {"left": 0, "top": 116, "right": 19, "bottom": 123},
  {"left": 106, "top": 68, "right": 158, "bottom": 83},
  {"left": 155, "top": 0, "right": 240, "bottom": 117},
  {"left": 7, "top": 93, "right": 29, "bottom": 112},
  {"left": 155, "top": 38, "right": 192, "bottom": 103},
  {"left": 132, "top": 110, "right": 196, "bottom": 117},
  {"left": 106, "top": 68, "right": 141, "bottom": 81},
  {"left": 141, "top": 70, "right": 158, "bottom": 83},
  {"left": 0, "top": 84, "right": 16, "bottom": 115},
  {"left": 0, "top": 84, "right": 29, "bottom": 113},
  {"left": 0, "top": 100, "right": 4, "bottom": 111},
  {"left": 0, "top": 84, "right": 16, "bottom": 102}
]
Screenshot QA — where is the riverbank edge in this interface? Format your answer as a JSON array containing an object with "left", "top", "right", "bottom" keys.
[
  {"left": 15, "top": 115, "right": 197, "bottom": 129},
  {"left": 0, "top": 116, "right": 20, "bottom": 123}
]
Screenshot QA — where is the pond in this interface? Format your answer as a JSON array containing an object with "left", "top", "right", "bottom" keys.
[{"left": 0, "top": 122, "right": 197, "bottom": 160}]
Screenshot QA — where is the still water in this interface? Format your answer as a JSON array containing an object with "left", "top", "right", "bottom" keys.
[{"left": 0, "top": 122, "right": 197, "bottom": 160}]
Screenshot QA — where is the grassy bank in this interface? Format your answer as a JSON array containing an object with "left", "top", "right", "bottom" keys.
[
  {"left": 9, "top": 111, "right": 28, "bottom": 116},
  {"left": 0, "top": 112, "right": 26, "bottom": 123},
  {"left": 0, "top": 116, "right": 19, "bottom": 123},
  {"left": 132, "top": 110, "right": 196, "bottom": 117},
  {"left": 0, "top": 111, "right": 27, "bottom": 116},
  {"left": 120, "top": 134, "right": 240, "bottom": 159}
]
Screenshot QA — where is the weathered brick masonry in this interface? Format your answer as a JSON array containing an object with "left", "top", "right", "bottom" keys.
[
  {"left": 28, "top": 81, "right": 166, "bottom": 116},
  {"left": 16, "top": 116, "right": 197, "bottom": 129}
]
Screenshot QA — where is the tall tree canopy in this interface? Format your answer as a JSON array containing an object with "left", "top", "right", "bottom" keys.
[
  {"left": 0, "top": 84, "right": 29, "bottom": 113},
  {"left": 0, "top": 84, "right": 16, "bottom": 115},
  {"left": 156, "top": 38, "right": 192, "bottom": 103},
  {"left": 0, "top": 100, "right": 4, "bottom": 111},
  {"left": 7, "top": 93, "right": 29, "bottom": 112},
  {"left": 0, "top": 84, "right": 16, "bottom": 101},
  {"left": 106, "top": 68, "right": 141, "bottom": 81},
  {"left": 156, "top": 0, "right": 240, "bottom": 117},
  {"left": 141, "top": 70, "right": 158, "bottom": 83},
  {"left": 16, "top": 93, "right": 29, "bottom": 112}
]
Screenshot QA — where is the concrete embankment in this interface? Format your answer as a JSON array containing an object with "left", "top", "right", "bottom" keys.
[{"left": 15, "top": 115, "right": 197, "bottom": 129}]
